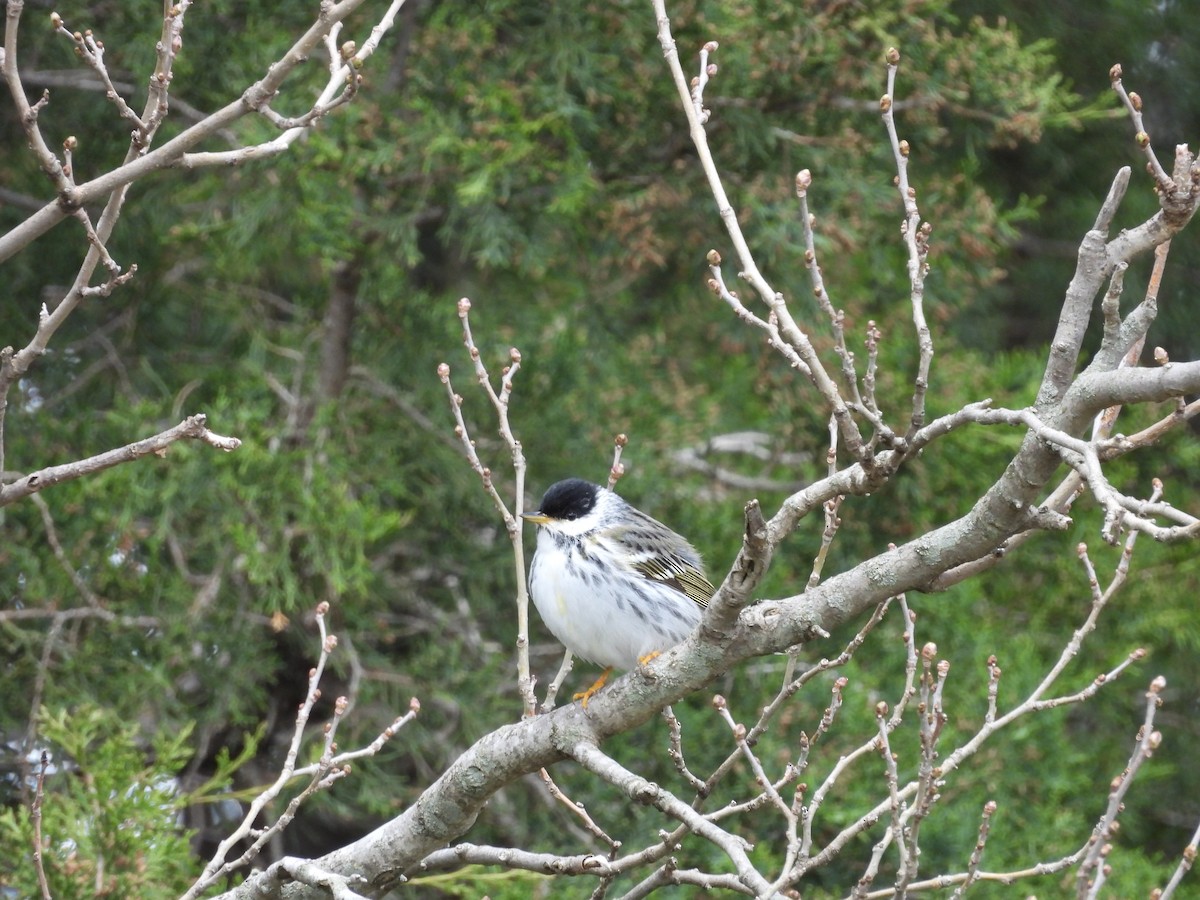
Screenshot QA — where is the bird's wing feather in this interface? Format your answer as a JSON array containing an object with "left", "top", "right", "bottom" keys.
[
  {"left": 632, "top": 555, "right": 715, "bottom": 607},
  {"left": 607, "top": 516, "right": 715, "bottom": 608}
]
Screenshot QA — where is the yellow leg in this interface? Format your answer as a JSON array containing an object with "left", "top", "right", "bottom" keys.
[
  {"left": 573, "top": 667, "right": 613, "bottom": 709},
  {"left": 638, "top": 650, "right": 662, "bottom": 666}
]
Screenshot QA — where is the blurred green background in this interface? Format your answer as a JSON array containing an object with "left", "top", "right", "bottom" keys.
[{"left": 2, "top": 0, "right": 1198, "bottom": 896}]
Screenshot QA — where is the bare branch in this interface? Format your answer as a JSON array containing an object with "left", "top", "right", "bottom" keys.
[
  {"left": 437, "top": 297, "right": 535, "bottom": 715},
  {"left": 1077, "top": 676, "right": 1168, "bottom": 896},
  {"left": 183, "top": 604, "right": 419, "bottom": 900},
  {"left": 608, "top": 431, "right": 628, "bottom": 489},
  {"left": 258, "top": 858, "right": 373, "bottom": 900},
  {"left": 570, "top": 741, "right": 778, "bottom": 898},
  {"left": 881, "top": 49, "right": 934, "bottom": 439},
  {"left": 951, "top": 800, "right": 999, "bottom": 898},
  {"left": 0, "top": 605, "right": 160, "bottom": 628},
  {"left": 651, "top": 2, "right": 868, "bottom": 461},
  {"left": 793, "top": 171, "right": 863, "bottom": 409},
  {"left": 30, "top": 751, "right": 51, "bottom": 900},
  {"left": 1158, "top": 817, "right": 1200, "bottom": 900},
  {"left": 50, "top": 14, "right": 145, "bottom": 131},
  {"left": 1109, "top": 63, "right": 1173, "bottom": 191},
  {"left": 0, "top": 0, "right": 407, "bottom": 266},
  {"left": 0, "top": 414, "right": 239, "bottom": 507},
  {"left": 19, "top": 68, "right": 228, "bottom": 131}
]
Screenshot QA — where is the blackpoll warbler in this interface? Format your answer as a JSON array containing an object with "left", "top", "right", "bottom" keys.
[{"left": 523, "top": 478, "right": 715, "bottom": 706}]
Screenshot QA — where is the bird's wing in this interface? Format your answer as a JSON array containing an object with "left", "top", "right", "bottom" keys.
[
  {"left": 633, "top": 554, "right": 716, "bottom": 608},
  {"left": 607, "top": 516, "right": 716, "bottom": 608}
]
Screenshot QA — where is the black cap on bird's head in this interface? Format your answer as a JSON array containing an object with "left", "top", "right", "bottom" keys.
[{"left": 523, "top": 478, "right": 601, "bottom": 524}]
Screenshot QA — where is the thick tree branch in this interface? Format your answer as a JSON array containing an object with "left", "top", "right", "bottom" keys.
[{"left": 1075, "top": 361, "right": 1200, "bottom": 408}]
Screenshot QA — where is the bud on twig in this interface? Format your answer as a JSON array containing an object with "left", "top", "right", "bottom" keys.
[
  {"left": 886, "top": 47, "right": 900, "bottom": 65},
  {"left": 706, "top": 248, "right": 721, "bottom": 266},
  {"left": 1109, "top": 63, "right": 1122, "bottom": 81},
  {"left": 880, "top": 94, "right": 892, "bottom": 113}
]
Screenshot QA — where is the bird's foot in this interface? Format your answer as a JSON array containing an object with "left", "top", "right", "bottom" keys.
[{"left": 573, "top": 667, "right": 613, "bottom": 709}]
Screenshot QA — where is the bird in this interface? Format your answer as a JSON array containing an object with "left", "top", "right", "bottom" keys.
[{"left": 523, "top": 478, "right": 715, "bottom": 707}]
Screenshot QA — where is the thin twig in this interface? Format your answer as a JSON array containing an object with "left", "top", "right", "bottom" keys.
[
  {"left": 951, "top": 800, "right": 999, "bottom": 898},
  {"left": 794, "top": 169, "right": 864, "bottom": 409},
  {"left": 0, "top": 414, "right": 239, "bottom": 507},
  {"left": 1108, "top": 64, "right": 1173, "bottom": 191},
  {"left": 438, "top": 297, "right": 535, "bottom": 715},
  {"left": 31, "top": 751, "right": 52, "bottom": 900},
  {"left": 880, "top": 49, "right": 934, "bottom": 440},
  {"left": 182, "top": 603, "right": 419, "bottom": 900},
  {"left": 608, "top": 433, "right": 628, "bottom": 489},
  {"left": 538, "top": 768, "right": 620, "bottom": 853},
  {"left": 1077, "top": 676, "right": 1167, "bottom": 897},
  {"left": 651, "top": 4, "right": 867, "bottom": 459},
  {"left": 1157, "top": 816, "right": 1200, "bottom": 899}
]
